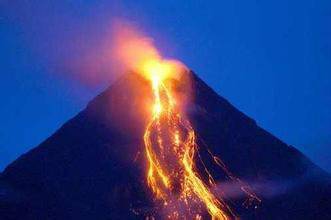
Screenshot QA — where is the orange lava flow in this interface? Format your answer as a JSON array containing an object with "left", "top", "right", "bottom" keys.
[
  {"left": 142, "top": 61, "right": 231, "bottom": 219},
  {"left": 109, "top": 22, "right": 260, "bottom": 219}
]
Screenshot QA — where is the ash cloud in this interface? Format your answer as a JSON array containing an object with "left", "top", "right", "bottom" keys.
[{"left": 0, "top": 1, "right": 163, "bottom": 87}]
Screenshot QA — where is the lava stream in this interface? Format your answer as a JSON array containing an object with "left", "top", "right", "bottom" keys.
[{"left": 144, "top": 71, "right": 232, "bottom": 219}]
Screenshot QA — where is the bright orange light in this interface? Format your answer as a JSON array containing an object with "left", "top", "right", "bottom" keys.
[
  {"left": 109, "top": 20, "right": 186, "bottom": 82},
  {"left": 140, "top": 59, "right": 183, "bottom": 82}
]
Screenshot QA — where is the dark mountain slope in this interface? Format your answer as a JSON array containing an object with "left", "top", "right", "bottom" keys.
[{"left": 0, "top": 71, "right": 330, "bottom": 219}]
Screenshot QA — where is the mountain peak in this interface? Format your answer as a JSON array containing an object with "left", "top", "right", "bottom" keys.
[{"left": 1, "top": 71, "right": 330, "bottom": 219}]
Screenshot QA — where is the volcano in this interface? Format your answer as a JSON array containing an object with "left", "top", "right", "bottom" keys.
[{"left": 0, "top": 71, "right": 330, "bottom": 219}]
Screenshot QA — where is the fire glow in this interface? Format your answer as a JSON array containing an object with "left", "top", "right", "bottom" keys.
[{"left": 111, "top": 22, "right": 260, "bottom": 219}]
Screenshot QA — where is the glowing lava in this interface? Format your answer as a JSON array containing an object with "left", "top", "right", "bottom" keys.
[
  {"left": 109, "top": 21, "right": 260, "bottom": 219},
  {"left": 142, "top": 59, "right": 232, "bottom": 219}
]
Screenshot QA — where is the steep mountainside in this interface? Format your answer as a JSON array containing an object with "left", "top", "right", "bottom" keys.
[{"left": 0, "top": 71, "right": 330, "bottom": 219}]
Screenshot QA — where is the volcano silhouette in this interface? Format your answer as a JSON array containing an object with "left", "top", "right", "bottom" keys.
[{"left": 0, "top": 71, "right": 330, "bottom": 220}]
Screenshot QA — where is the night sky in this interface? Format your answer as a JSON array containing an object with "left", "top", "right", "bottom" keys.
[{"left": 0, "top": 1, "right": 330, "bottom": 172}]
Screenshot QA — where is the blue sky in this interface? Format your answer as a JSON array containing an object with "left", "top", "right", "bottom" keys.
[{"left": 0, "top": 0, "right": 330, "bottom": 171}]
